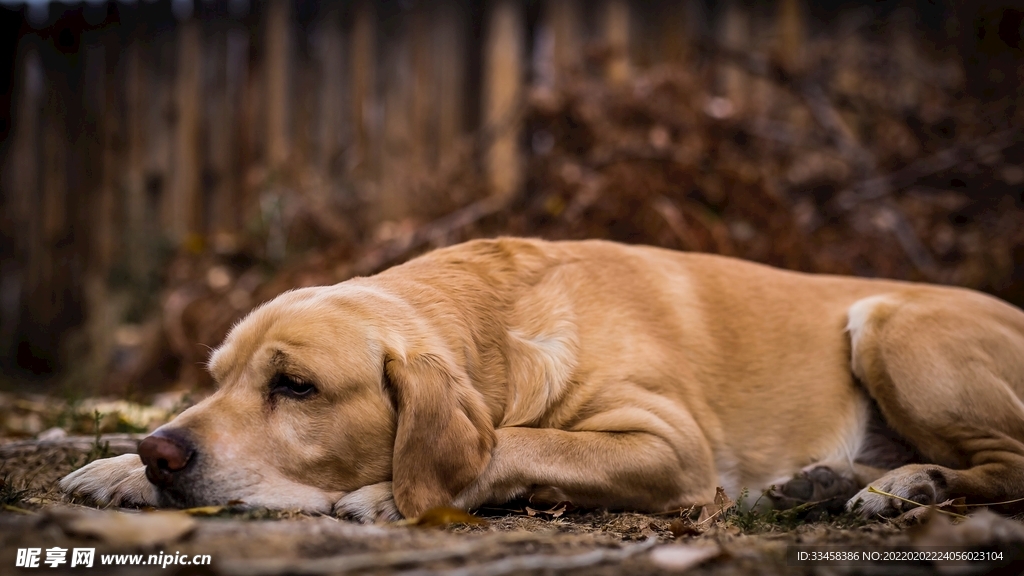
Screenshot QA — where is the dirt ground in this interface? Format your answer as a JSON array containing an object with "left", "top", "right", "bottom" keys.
[{"left": 3, "top": 435, "right": 1024, "bottom": 576}]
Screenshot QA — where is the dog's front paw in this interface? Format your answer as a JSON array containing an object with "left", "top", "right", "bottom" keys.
[
  {"left": 334, "top": 482, "right": 402, "bottom": 524},
  {"left": 60, "top": 454, "right": 159, "bottom": 507},
  {"left": 847, "top": 464, "right": 949, "bottom": 517},
  {"left": 771, "top": 466, "right": 860, "bottom": 514}
]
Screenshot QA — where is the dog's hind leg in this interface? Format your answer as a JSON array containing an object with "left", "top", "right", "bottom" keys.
[{"left": 844, "top": 293, "right": 1024, "bottom": 516}]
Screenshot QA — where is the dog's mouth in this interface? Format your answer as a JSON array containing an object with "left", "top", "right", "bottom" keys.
[
  {"left": 152, "top": 485, "right": 193, "bottom": 508},
  {"left": 147, "top": 457, "right": 275, "bottom": 510},
  {"left": 146, "top": 460, "right": 202, "bottom": 508},
  {"left": 149, "top": 476, "right": 235, "bottom": 509}
]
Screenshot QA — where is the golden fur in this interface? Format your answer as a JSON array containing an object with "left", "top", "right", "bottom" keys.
[{"left": 62, "top": 238, "right": 1024, "bottom": 520}]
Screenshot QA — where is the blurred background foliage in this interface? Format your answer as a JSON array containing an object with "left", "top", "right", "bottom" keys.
[{"left": 0, "top": 0, "right": 1021, "bottom": 413}]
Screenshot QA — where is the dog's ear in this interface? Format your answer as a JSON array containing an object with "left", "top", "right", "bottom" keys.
[{"left": 384, "top": 351, "right": 495, "bottom": 518}]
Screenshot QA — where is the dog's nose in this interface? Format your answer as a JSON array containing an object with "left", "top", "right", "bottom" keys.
[{"left": 138, "top": 431, "right": 194, "bottom": 487}]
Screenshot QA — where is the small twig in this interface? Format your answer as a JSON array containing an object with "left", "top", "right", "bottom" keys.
[{"left": 866, "top": 486, "right": 968, "bottom": 520}]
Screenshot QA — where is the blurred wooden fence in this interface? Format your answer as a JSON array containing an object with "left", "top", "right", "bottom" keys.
[{"left": 0, "top": 0, "right": 1014, "bottom": 381}]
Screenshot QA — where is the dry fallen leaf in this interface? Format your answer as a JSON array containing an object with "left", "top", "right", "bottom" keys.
[
  {"left": 49, "top": 509, "right": 197, "bottom": 548},
  {"left": 669, "top": 518, "right": 702, "bottom": 538},
  {"left": 401, "top": 506, "right": 489, "bottom": 528},
  {"left": 715, "top": 487, "right": 735, "bottom": 512},
  {"left": 696, "top": 487, "right": 735, "bottom": 526}
]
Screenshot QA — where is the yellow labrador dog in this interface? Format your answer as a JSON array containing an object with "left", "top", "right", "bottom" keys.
[{"left": 62, "top": 238, "right": 1024, "bottom": 522}]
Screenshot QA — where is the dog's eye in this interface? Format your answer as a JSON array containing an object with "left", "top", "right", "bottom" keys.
[{"left": 270, "top": 374, "right": 317, "bottom": 399}]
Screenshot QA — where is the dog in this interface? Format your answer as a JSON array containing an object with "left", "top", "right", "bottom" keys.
[{"left": 61, "top": 238, "right": 1024, "bottom": 522}]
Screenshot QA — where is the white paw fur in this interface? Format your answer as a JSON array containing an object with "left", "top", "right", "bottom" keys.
[
  {"left": 60, "top": 454, "right": 159, "bottom": 507},
  {"left": 333, "top": 482, "right": 401, "bottom": 523}
]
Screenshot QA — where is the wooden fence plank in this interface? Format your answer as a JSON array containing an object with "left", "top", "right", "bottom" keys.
[
  {"left": 83, "top": 37, "right": 123, "bottom": 386},
  {"left": 350, "top": 0, "right": 376, "bottom": 178},
  {"left": 547, "top": 0, "right": 581, "bottom": 82},
  {"left": 410, "top": 1, "right": 433, "bottom": 175},
  {"left": 776, "top": 0, "right": 805, "bottom": 74},
  {"left": 227, "top": 25, "right": 253, "bottom": 239},
  {"left": 434, "top": 0, "right": 466, "bottom": 163},
  {"left": 169, "top": 18, "right": 203, "bottom": 246},
  {"left": 483, "top": 0, "right": 524, "bottom": 200},
  {"left": 603, "top": 0, "right": 630, "bottom": 84},
  {"left": 317, "top": 3, "right": 345, "bottom": 180},
  {"left": 206, "top": 26, "right": 235, "bottom": 243},
  {"left": 148, "top": 34, "right": 174, "bottom": 237},
  {"left": 123, "top": 38, "right": 149, "bottom": 283},
  {"left": 377, "top": 5, "right": 414, "bottom": 223},
  {"left": 265, "top": 0, "right": 291, "bottom": 172},
  {"left": 5, "top": 42, "right": 40, "bottom": 260},
  {"left": 889, "top": 7, "right": 920, "bottom": 111},
  {"left": 0, "top": 41, "right": 42, "bottom": 361},
  {"left": 718, "top": 0, "right": 749, "bottom": 115},
  {"left": 40, "top": 75, "right": 66, "bottom": 287}
]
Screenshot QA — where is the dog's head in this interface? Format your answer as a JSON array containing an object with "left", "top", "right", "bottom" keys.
[{"left": 138, "top": 282, "right": 494, "bottom": 517}]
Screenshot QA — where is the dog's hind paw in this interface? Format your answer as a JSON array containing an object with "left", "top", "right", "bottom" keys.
[
  {"left": 847, "top": 464, "right": 948, "bottom": 517},
  {"left": 60, "top": 454, "right": 159, "bottom": 507},
  {"left": 334, "top": 482, "right": 402, "bottom": 524}
]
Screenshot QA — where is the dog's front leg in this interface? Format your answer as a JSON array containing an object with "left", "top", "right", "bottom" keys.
[{"left": 452, "top": 426, "right": 716, "bottom": 512}]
